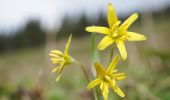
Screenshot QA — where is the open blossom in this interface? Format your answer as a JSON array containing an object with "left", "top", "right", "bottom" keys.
[
  {"left": 87, "top": 55, "right": 126, "bottom": 100},
  {"left": 49, "top": 34, "right": 75, "bottom": 81},
  {"left": 86, "top": 3, "right": 146, "bottom": 60}
]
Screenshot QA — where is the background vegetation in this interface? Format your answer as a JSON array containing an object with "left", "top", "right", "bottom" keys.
[{"left": 0, "top": 6, "right": 170, "bottom": 100}]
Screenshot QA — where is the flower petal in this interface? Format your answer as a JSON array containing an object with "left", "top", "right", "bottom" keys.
[
  {"left": 52, "top": 67, "right": 60, "bottom": 73},
  {"left": 51, "top": 58, "right": 64, "bottom": 64},
  {"left": 120, "top": 13, "right": 138, "bottom": 30},
  {"left": 51, "top": 50, "right": 63, "bottom": 55},
  {"left": 116, "top": 76, "right": 126, "bottom": 81},
  {"left": 49, "top": 50, "right": 63, "bottom": 57},
  {"left": 116, "top": 40, "right": 127, "bottom": 60},
  {"left": 115, "top": 85, "right": 125, "bottom": 97},
  {"left": 111, "top": 21, "right": 121, "bottom": 31},
  {"left": 64, "top": 34, "right": 72, "bottom": 56},
  {"left": 57, "top": 63, "right": 65, "bottom": 75},
  {"left": 101, "top": 82, "right": 109, "bottom": 100},
  {"left": 107, "top": 55, "right": 120, "bottom": 73},
  {"left": 98, "top": 36, "right": 114, "bottom": 50},
  {"left": 110, "top": 81, "right": 125, "bottom": 97},
  {"left": 111, "top": 70, "right": 118, "bottom": 73},
  {"left": 56, "top": 74, "right": 62, "bottom": 82},
  {"left": 114, "top": 73, "right": 126, "bottom": 80},
  {"left": 55, "top": 62, "right": 65, "bottom": 82},
  {"left": 117, "top": 28, "right": 127, "bottom": 36},
  {"left": 87, "top": 78, "right": 102, "bottom": 89},
  {"left": 86, "top": 26, "right": 111, "bottom": 35},
  {"left": 100, "top": 82, "right": 104, "bottom": 90},
  {"left": 109, "top": 79, "right": 116, "bottom": 90},
  {"left": 126, "top": 32, "right": 147, "bottom": 41},
  {"left": 94, "top": 62, "right": 107, "bottom": 76},
  {"left": 108, "top": 3, "right": 118, "bottom": 28}
]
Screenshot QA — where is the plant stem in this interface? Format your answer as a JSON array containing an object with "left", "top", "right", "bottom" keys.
[
  {"left": 80, "top": 64, "right": 90, "bottom": 82},
  {"left": 75, "top": 62, "right": 90, "bottom": 82},
  {"left": 94, "top": 86, "right": 101, "bottom": 100},
  {"left": 91, "top": 33, "right": 101, "bottom": 100}
]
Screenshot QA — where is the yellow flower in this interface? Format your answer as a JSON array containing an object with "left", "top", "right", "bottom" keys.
[
  {"left": 87, "top": 55, "right": 126, "bottom": 100},
  {"left": 86, "top": 3, "right": 146, "bottom": 60},
  {"left": 49, "top": 34, "right": 75, "bottom": 81}
]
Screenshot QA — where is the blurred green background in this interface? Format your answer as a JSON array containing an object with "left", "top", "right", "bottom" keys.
[{"left": 0, "top": 0, "right": 170, "bottom": 100}]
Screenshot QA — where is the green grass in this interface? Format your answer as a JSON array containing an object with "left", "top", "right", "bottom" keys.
[{"left": 0, "top": 16, "right": 170, "bottom": 99}]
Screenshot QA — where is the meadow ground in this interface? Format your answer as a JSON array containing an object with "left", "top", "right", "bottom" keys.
[{"left": 0, "top": 17, "right": 170, "bottom": 100}]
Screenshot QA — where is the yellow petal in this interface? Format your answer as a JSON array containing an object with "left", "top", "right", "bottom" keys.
[
  {"left": 126, "top": 32, "right": 147, "bottom": 41},
  {"left": 51, "top": 50, "right": 63, "bottom": 54},
  {"left": 51, "top": 58, "right": 64, "bottom": 62},
  {"left": 86, "top": 26, "right": 111, "bottom": 35},
  {"left": 49, "top": 51, "right": 63, "bottom": 57},
  {"left": 56, "top": 74, "right": 62, "bottom": 82},
  {"left": 100, "top": 82, "right": 104, "bottom": 90},
  {"left": 120, "top": 13, "right": 138, "bottom": 30},
  {"left": 111, "top": 21, "right": 121, "bottom": 31},
  {"left": 94, "top": 62, "right": 107, "bottom": 76},
  {"left": 51, "top": 58, "right": 65, "bottom": 64},
  {"left": 55, "top": 62, "right": 65, "bottom": 81},
  {"left": 64, "top": 34, "right": 72, "bottom": 56},
  {"left": 98, "top": 36, "right": 114, "bottom": 50},
  {"left": 116, "top": 40, "right": 127, "bottom": 60},
  {"left": 51, "top": 60, "right": 58, "bottom": 64},
  {"left": 114, "top": 73, "right": 126, "bottom": 77},
  {"left": 50, "top": 54, "right": 62, "bottom": 58},
  {"left": 116, "top": 76, "right": 126, "bottom": 81},
  {"left": 108, "top": 3, "right": 118, "bottom": 28},
  {"left": 107, "top": 55, "right": 120, "bottom": 73},
  {"left": 52, "top": 67, "right": 60, "bottom": 73},
  {"left": 114, "top": 73, "right": 126, "bottom": 80},
  {"left": 103, "top": 88, "right": 109, "bottom": 100},
  {"left": 115, "top": 85, "right": 125, "bottom": 97},
  {"left": 117, "top": 28, "right": 127, "bottom": 37},
  {"left": 110, "top": 70, "right": 118, "bottom": 73},
  {"left": 109, "top": 79, "right": 116, "bottom": 90},
  {"left": 101, "top": 82, "right": 109, "bottom": 100},
  {"left": 110, "top": 81, "right": 125, "bottom": 97},
  {"left": 87, "top": 78, "right": 102, "bottom": 89},
  {"left": 57, "top": 62, "right": 65, "bottom": 75}
]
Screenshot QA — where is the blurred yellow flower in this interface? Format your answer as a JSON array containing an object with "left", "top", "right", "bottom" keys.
[
  {"left": 87, "top": 55, "right": 126, "bottom": 100},
  {"left": 49, "top": 34, "right": 75, "bottom": 81},
  {"left": 86, "top": 3, "right": 146, "bottom": 60}
]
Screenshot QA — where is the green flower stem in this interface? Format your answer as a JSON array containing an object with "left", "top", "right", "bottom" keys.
[
  {"left": 75, "top": 61, "right": 90, "bottom": 82},
  {"left": 76, "top": 62, "right": 100, "bottom": 100},
  {"left": 80, "top": 64, "right": 90, "bottom": 82},
  {"left": 91, "top": 33, "right": 101, "bottom": 100},
  {"left": 75, "top": 61, "right": 101, "bottom": 100},
  {"left": 94, "top": 84, "right": 101, "bottom": 100}
]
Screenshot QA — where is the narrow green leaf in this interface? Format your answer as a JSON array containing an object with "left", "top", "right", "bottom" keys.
[
  {"left": 91, "top": 33, "right": 100, "bottom": 64},
  {"left": 91, "top": 33, "right": 101, "bottom": 100}
]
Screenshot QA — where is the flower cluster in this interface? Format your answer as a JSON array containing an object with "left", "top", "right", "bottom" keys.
[
  {"left": 86, "top": 3, "right": 146, "bottom": 60},
  {"left": 87, "top": 55, "right": 126, "bottom": 99},
  {"left": 49, "top": 34, "right": 76, "bottom": 81},
  {"left": 49, "top": 3, "right": 146, "bottom": 100}
]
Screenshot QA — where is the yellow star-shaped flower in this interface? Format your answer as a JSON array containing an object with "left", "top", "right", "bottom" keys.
[
  {"left": 49, "top": 34, "right": 75, "bottom": 81},
  {"left": 87, "top": 55, "right": 126, "bottom": 100},
  {"left": 86, "top": 3, "right": 147, "bottom": 60}
]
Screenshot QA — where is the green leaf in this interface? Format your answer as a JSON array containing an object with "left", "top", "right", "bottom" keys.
[
  {"left": 91, "top": 33, "right": 100, "bottom": 64},
  {"left": 91, "top": 33, "right": 102, "bottom": 100}
]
